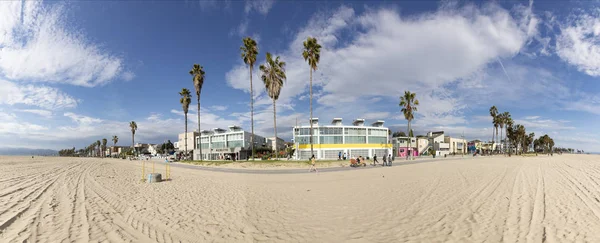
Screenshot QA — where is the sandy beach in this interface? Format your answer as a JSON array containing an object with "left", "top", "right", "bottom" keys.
[{"left": 1, "top": 154, "right": 600, "bottom": 242}]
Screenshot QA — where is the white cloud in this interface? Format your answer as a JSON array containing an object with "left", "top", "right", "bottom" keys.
[
  {"left": 226, "top": 2, "right": 538, "bottom": 131},
  {"left": 513, "top": 117, "right": 575, "bottom": 131},
  {"left": 524, "top": 116, "right": 540, "bottom": 120},
  {"left": 556, "top": 9, "right": 600, "bottom": 76},
  {"left": 17, "top": 109, "right": 53, "bottom": 118},
  {"left": 121, "top": 71, "right": 135, "bottom": 81},
  {"left": 210, "top": 105, "right": 228, "bottom": 111},
  {"left": 363, "top": 112, "right": 390, "bottom": 120},
  {"left": 0, "top": 79, "right": 78, "bottom": 110},
  {"left": 0, "top": 1, "right": 129, "bottom": 87},
  {"left": 244, "top": 0, "right": 274, "bottom": 15}
]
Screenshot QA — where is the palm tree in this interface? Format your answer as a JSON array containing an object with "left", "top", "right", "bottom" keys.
[
  {"left": 112, "top": 135, "right": 118, "bottom": 157},
  {"left": 241, "top": 37, "right": 259, "bottom": 160},
  {"left": 501, "top": 111, "right": 510, "bottom": 154},
  {"left": 489, "top": 106, "right": 498, "bottom": 153},
  {"left": 400, "top": 91, "right": 419, "bottom": 160},
  {"left": 189, "top": 64, "right": 205, "bottom": 161},
  {"left": 302, "top": 37, "right": 322, "bottom": 158},
  {"left": 180, "top": 88, "right": 192, "bottom": 160},
  {"left": 101, "top": 138, "right": 107, "bottom": 158},
  {"left": 260, "top": 52, "right": 286, "bottom": 159},
  {"left": 130, "top": 121, "right": 137, "bottom": 156}
]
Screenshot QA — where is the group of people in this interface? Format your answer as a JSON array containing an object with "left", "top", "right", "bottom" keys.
[{"left": 372, "top": 154, "right": 393, "bottom": 166}]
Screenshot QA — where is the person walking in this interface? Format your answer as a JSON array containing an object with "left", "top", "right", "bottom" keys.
[
  {"left": 373, "top": 154, "right": 378, "bottom": 166},
  {"left": 338, "top": 151, "right": 342, "bottom": 160},
  {"left": 382, "top": 154, "right": 387, "bottom": 166},
  {"left": 308, "top": 155, "right": 318, "bottom": 173},
  {"left": 343, "top": 152, "right": 347, "bottom": 160},
  {"left": 388, "top": 154, "right": 392, "bottom": 166}
]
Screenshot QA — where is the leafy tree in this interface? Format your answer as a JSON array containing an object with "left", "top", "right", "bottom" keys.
[{"left": 392, "top": 131, "right": 406, "bottom": 137}]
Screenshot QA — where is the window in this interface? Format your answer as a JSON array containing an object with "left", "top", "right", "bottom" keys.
[
  {"left": 320, "top": 136, "right": 343, "bottom": 144},
  {"left": 212, "top": 142, "right": 226, "bottom": 149},
  {"left": 345, "top": 136, "right": 366, "bottom": 144},
  {"left": 369, "top": 137, "right": 387, "bottom": 144},
  {"left": 369, "top": 129, "right": 387, "bottom": 136},
  {"left": 228, "top": 141, "right": 243, "bottom": 148},
  {"left": 345, "top": 128, "right": 366, "bottom": 135},
  {"left": 295, "top": 137, "right": 311, "bottom": 144},
  {"left": 319, "top": 127, "right": 342, "bottom": 135}
]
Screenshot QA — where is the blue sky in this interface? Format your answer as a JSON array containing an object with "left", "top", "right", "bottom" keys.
[{"left": 1, "top": 0, "right": 600, "bottom": 152}]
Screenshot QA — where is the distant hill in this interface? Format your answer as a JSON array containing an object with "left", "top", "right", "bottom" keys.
[{"left": 0, "top": 147, "right": 57, "bottom": 156}]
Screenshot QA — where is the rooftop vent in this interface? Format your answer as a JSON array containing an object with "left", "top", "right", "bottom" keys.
[
  {"left": 352, "top": 119, "right": 365, "bottom": 126},
  {"left": 310, "top": 118, "right": 319, "bottom": 126},
  {"left": 371, "top": 120, "right": 385, "bottom": 127},
  {"left": 331, "top": 118, "right": 343, "bottom": 126}
]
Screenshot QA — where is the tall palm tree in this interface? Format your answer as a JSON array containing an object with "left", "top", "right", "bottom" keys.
[
  {"left": 130, "top": 121, "right": 137, "bottom": 156},
  {"left": 112, "top": 135, "right": 118, "bottom": 157},
  {"left": 489, "top": 106, "right": 498, "bottom": 153},
  {"left": 179, "top": 88, "right": 192, "bottom": 160},
  {"left": 400, "top": 91, "right": 419, "bottom": 160},
  {"left": 302, "top": 37, "right": 321, "bottom": 158},
  {"left": 241, "top": 37, "right": 258, "bottom": 160},
  {"left": 260, "top": 52, "right": 286, "bottom": 159},
  {"left": 101, "top": 138, "right": 107, "bottom": 158},
  {"left": 189, "top": 64, "right": 205, "bottom": 161}
]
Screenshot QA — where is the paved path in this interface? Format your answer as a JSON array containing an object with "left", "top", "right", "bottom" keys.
[{"left": 170, "top": 156, "right": 476, "bottom": 174}]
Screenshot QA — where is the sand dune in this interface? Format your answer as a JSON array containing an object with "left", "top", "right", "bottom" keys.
[{"left": 1, "top": 155, "right": 600, "bottom": 242}]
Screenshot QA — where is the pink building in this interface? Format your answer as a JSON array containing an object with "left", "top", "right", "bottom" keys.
[
  {"left": 397, "top": 147, "right": 419, "bottom": 157},
  {"left": 392, "top": 137, "right": 419, "bottom": 157}
]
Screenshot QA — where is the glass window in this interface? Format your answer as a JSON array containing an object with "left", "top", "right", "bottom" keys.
[
  {"left": 228, "top": 141, "right": 243, "bottom": 148},
  {"left": 345, "top": 136, "right": 366, "bottom": 144},
  {"left": 369, "top": 137, "right": 387, "bottom": 144},
  {"left": 320, "top": 136, "right": 343, "bottom": 144}
]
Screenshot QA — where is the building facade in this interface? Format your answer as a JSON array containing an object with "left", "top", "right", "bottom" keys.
[
  {"left": 268, "top": 137, "right": 285, "bottom": 152},
  {"left": 195, "top": 126, "right": 269, "bottom": 160},
  {"left": 177, "top": 131, "right": 198, "bottom": 154},
  {"left": 292, "top": 118, "right": 392, "bottom": 160},
  {"left": 428, "top": 131, "right": 450, "bottom": 156},
  {"left": 444, "top": 137, "right": 467, "bottom": 154},
  {"left": 392, "top": 136, "right": 419, "bottom": 157}
]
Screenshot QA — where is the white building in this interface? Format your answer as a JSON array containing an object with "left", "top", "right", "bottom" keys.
[
  {"left": 428, "top": 131, "right": 450, "bottom": 157},
  {"left": 195, "top": 126, "right": 269, "bottom": 160},
  {"left": 292, "top": 118, "right": 392, "bottom": 160},
  {"left": 444, "top": 136, "right": 467, "bottom": 154},
  {"left": 177, "top": 131, "right": 198, "bottom": 154},
  {"left": 268, "top": 137, "right": 285, "bottom": 152}
]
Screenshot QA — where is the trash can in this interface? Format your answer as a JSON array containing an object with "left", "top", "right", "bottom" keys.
[{"left": 147, "top": 173, "right": 162, "bottom": 183}]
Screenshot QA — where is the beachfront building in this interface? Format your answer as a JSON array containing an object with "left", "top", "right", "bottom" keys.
[
  {"left": 445, "top": 136, "right": 467, "bottom": 154},
  {"left": 292, "top": 118, "right": 392, "bottom": 160},
  {"left": 195, "top": 126, "right": 269, "bottom": 160},
  {"left": 428, "top": 131, "right": 450, "bottom": 157},
  {"left": 392, "top": 136, "right": 418, "bottom": 157},
  {"left": 268, "top": 137, "right": 285, "bottom": 152},
  {"left": 177, "top": 131, "right": 199, "bottom": 155}
]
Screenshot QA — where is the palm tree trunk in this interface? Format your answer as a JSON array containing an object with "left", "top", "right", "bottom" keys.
[
  {"left": 273, "top": 99, "right": 277, "bottom": 159},
  {"left": 496, "top": 128, "right": 499, "bottom": 153},
  {"left": 309, "top": 68, "right": 314, "bottom": 158},
  {"left": 131, "top": 133, "right": 134, "bottom": 156},
  {"left": 500, "top": 127, "right": 503, "bottom": 155},
  {"left": 407, "top": 120, "right": 411, "bottom": 160},
  {"left": 197, "top": 95, "right": 202, "bottom": 161},
  {"left": 250, "top": 66, "right": 255, "bottom": 161},
  {"left": 491, "top": 127, "right": 494, "bottom": 154},
  {"left": 184, "top": 112, "right": 188, "bottom": 160}
]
